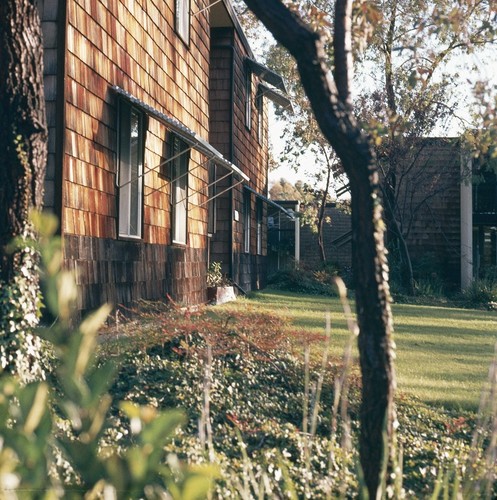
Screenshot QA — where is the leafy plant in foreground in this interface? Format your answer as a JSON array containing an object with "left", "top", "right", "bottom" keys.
[{"left": 0, "top": 213, "right": 216, "bottom": 498}]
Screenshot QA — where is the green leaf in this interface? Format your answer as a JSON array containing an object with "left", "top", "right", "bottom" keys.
[
  {"left": 140, "top": 410, "right": 185, "bottom": 446},
  {"left": 126, "top": 447, "right": 148, "bottom": 481},
  {"left": 180, "top": 472, "right": 215, "bottom": 500}
]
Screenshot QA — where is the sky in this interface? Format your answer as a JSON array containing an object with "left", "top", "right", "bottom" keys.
[{"left": 265, "top": 40, "right": 497, "bottom": 193}]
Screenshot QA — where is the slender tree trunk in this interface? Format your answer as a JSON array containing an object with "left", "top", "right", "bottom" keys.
[
  {"left": 383, "top": 192, "right": 415, "bottom": 294},
  {"left": 317, "top": 160, "right": 333, "bottom": 264},
  {"left": 242, "top": 1, "right": 396, "bottom": 496},
  {"left": 382, "top": 0, "right": 415, "bottom": 294},
  {"left": 0, "top": 0, "right": 48, "bottom": 380}
]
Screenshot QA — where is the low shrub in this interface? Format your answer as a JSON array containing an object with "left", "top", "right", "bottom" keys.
[
  {"left": 0, "top": 215, "right": 215, "bottom": 498},
  {"left": 461, "top": 279, "right": 497, "bottom": 309},
  {"left": 267, "top": 267, "right": 340, "bottom": 296},
  {"left": 104, "top": 303, "right": 360, "bottom": 497}
]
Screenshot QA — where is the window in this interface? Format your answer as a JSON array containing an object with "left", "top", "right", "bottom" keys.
[
  {"left": 256, "top": 198, "right": 263, "bottom": 255},
  {"left": 473, "top": 169, "right": 497, "bottom": 215},
  {"left": 243, "top": 189, "right": 251, "bottom": 253},
  {"left": 256, "top": 93, "right": 264, "bottom": 144},
  {"left": 245, "top": 69, "right": 252, "bottom": 130},
  {"left": 118, "top": 101, "right": 145, "bottom": 239},
  {"left": 175, "top": 0, "right": 190, "bottom": 44},
  {"left": 171, "top": 134, "right": 190, "bottom": 244},
  {"left": 208, "top": 163, "right": 217, "bottom": 236}
]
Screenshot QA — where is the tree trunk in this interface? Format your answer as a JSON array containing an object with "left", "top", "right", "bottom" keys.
[
  {"left": 0, "top": 0, "right": 47, "bottom": 274},
  {"left": 242, "top": 0, "right": 396, "bottom": 496},
  {"left": 316, "top": 164, "right": 332, "bottom": 264},
  {"left": 382, "top": 185, "right": 415, "bottom": 295},
  {"left": 0, "top": 0, "right": 48, "bottom": 380}
]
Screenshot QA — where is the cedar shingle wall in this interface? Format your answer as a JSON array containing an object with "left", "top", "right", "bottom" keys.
[
  {"left": 230, "top": 30, "right": 268, "bottom": 288},
  {"left": 60, "top": 0, "right": 211, "bottom": 310},
  {"left": 64, "top": 0, "right": 210, "bottom": 243},
  {"left": 208, "top": 27, "right": 268, "bottom": 290},
  {"left": 299, "top": 206, "right": 352, "bottom": 270},
  {"left": 208, "top": 30, "right": 233, "bottom": 273},
  {"left": 400, "top": 139, "right": 461, "bottom": 284},
  {"left": 230, "top": 31, "right": 268, "bottom": 257}
]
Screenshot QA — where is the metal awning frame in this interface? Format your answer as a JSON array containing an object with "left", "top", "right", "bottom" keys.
[
  {"left": 119, "top": 146, "right": 193, "bottom": 191},
  {"left": 245, "top": 57, "right": 287, "bottom": 93},
  {"left": 243, "top": 185, "right": 295, "bottom": 219},
  {"left": 257, "top": 83, "right": 293, "bottom": 112},
  {"left": 112, "top": 86, "right": 249, "bottom": 181}
]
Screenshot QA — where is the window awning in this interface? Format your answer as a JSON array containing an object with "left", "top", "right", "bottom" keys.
[
  {"left": 335, "top": 182, "right": 351, "bottom": 198},
  {"left": 258, "top": 83, "right": 293, "bottom": 112},
  {"left": 245, "top": 58, "right": 287, "bottom": 93},
  {"left": 244, "top": 185, "right": 295, "bottom": 219},
  {"left": 112, "top": 86, "right": 249, "bottom": 182}
]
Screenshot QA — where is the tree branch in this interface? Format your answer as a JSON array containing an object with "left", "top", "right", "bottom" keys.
[{"left": 333, "top": 0, "right": 353, "bottom": 108}]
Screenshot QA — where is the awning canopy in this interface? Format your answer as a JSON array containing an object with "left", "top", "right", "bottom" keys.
[
  {"left": 244, "top": 185, "right": 295, "bottom": 219},
  {"left": 245, "top": 57, "right": 287, "bottom": 93},
  {"left": 258, "top": 83, "right": 293, "bottom": 112},
  {"left": 112, "top": 86, "right": 249, "bottom": 182}
]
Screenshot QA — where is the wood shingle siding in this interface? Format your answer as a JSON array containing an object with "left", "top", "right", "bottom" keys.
[
  {"left": 208, "top": 26, "right": 269, "bottom": 291},
  {"left": 42, "top": 0, "right": 281, "bottom": 313},
  {"left": 401, "top": 139, "right": 462, "bottom": 285},
  {"left": 54, "top": 0, "right": 213, "bottom": 311}
]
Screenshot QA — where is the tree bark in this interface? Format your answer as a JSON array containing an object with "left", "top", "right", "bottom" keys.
[
  {"left": 0, "top": 0, "right": 47, "bottom": 381},
  {"left": 0, "top": 0, "right": 47, "bottom": 279},
  {"left": 242, "top": 0, "right": 396, "bottom": 496}
]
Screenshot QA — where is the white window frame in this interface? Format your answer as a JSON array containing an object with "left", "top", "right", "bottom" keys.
[
  {"left": 175, "top": 0, "right": 190, "bottom": 44},
  {"left": 243, "top": 189, "right": 251, "bottom": 253},
  {"left": 171, "top": 134, "right": 189, "bottom": 245},
  {"left": 256, "top": 92, "right": 264, "bottom": 144},
  {"left": 245, "top": 68, "right": 252, "bottom": 130},
  {"left": 256, "top": 198, "right": 263, "bottom": 255},
  {"left": 118, "top": 101, "right": 144, "bottom": 239}
]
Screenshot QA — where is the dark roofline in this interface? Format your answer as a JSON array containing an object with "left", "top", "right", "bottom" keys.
[{"left": 221, "top": 0, "right": 254, "bottom": 58}]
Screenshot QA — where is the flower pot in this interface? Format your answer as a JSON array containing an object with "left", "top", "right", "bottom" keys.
[{"left": 207, "top": 285, "right": 236, "bottom": 305}]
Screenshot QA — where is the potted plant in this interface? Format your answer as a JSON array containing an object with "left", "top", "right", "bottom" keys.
[{"left": 206, "top": 262, "right": 236, "bottom": 304}]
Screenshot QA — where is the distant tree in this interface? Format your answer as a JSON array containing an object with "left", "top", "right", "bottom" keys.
[
  {"left": 243, "top": 0, "right": 396, "bottom": 495},
  {"left": 258, "top": 0, "right": 496, "bottom": 293},
  {"left": 0, "top": 0, "right": 47, "bottom": 380},
  {"left": 358, "top": 0, "right": 496, "bottom": 294},
  {"left": 269, "top": 178, "right": 303, "bottom": 201},
  {"left": 266, "top": 32, "right": 351, "bottom": 264}
]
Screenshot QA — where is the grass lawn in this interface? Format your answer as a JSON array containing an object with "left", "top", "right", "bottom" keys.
[{"left": 218, "top": 289, "right": 497, "bottom": 411}]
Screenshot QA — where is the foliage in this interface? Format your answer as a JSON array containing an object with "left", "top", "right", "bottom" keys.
[
  {"left": 206, "top": 262, "right": 230, "bottom": 288},
  {"left": 101, "top": 291, "right": 497, "bottom": 497},
  {"left": 267, "top": 266, "right": 340, "bottom": 296},
  {"left": 0, "top": 233, "right": 47, "bottom": 384},
  {"left": 0, "top": 214, "right": 215, "bottom": 498},
  {"left": 268, "top": 177, "right": 304, "bottom": 201},
  {"left": 104, "top": 302, "right": 361, "bottom": 498},
  {"left": 461, "top": 279, "right": 497, "bottom": 309}
]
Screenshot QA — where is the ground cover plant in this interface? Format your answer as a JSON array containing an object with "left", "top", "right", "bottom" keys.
[
  {"left": 99, "top": 288, "right": 497, "bottom": 497},
  {"left": 2, "top": 216, "right": 496, "bottom": 496}
]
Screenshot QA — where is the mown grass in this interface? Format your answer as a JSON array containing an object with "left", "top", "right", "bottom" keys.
[{"left": 218, "top": 289, "right": 497, "bottom": 411}]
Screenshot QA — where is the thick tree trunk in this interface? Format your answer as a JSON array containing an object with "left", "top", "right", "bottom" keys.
[
  {"left": 0, "top": 0, "right": 47, "bottom": 273},
  {"left": 242, "top": 0, "right": 396, "bottom": 496},
  {"left": 0, "top": 0, "right": 48, "bottom": 380}
]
